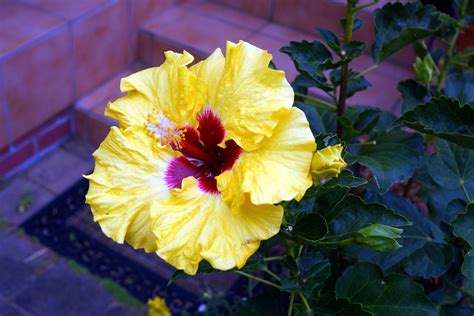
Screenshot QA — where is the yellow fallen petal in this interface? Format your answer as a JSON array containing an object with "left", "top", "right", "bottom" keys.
[
  {"left": 148, "top": 296, "right": 171, "bottom": 316},
  {"left": 217, "top": 107, "right": 315, "bottom": 208},
  {"left": 311, "top": 144, "right": 347, "bottom": 184},
  {"left": 150, "top": 177, "right": 283, "bottom": 275},
  {"left": 211, "top": 41, "right": 294, "bottom": 151},
  {"left": 85, "top": 126, "right": 178, "bottom": 252}
]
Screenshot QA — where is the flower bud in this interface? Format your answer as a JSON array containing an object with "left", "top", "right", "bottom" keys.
[
  {"left": 355, "top": 224, "right": 403, "bottom": 252},
  {"left": 311, "top": 144, "right": 346, "bottom": 184}
]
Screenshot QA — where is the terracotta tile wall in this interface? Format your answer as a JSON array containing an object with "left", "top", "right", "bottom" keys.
[{"left": 1, "top": 0, "right": 413, "bottom": 176}]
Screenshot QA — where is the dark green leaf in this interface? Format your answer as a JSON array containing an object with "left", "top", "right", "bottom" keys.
[
  {"left": 320, "top": 169, "right": 367, "bottom": 190},
  {"left": 282, "top": 255, "right": 298, "bottom": 273},
  {"left": 281, "top": 276, "right": 301, "bottom": 293},
  {"left": 295, "top": 102, "right": 336, "bottom": 135},
  {"left": 314, "top": 133, "right": 340, "bottom": 149},
  {"left": 319, "top": 28, "right": 340, "bottom": 53},
  {"left": 349, "top": 192, "right": 453, "bottom": 278},
  {"left": 336, "top": 262, "right": 437, "bottom": 315},
  {"left": 398, "top": 79, "right": 427, "bottom": 113},
  {"left": 281, "top": 41, "right": 335, "bottom": 90},
  {"left": 313, "top": 292, "right": 371, "bottom": 316},
  {"left": 346, "top": 131, "right": 424, "bottom": 191},
  {"left": 440, "top": 305, "right": 473, "bottom": 316},
  {"left": 462, "top": 251, "right": 474, "bottom": 295},
  {"left": 452, "top": 204, "right": 474, "bottom": 247},
  {"left": 291, "top": 213, "right": 328, "bottom": 243},
  {"left": 445, "top": 72, "right": 474, "bottom": 105},
  {"left": 321, "top": 194, "right": 409, "bottom": 239},
  {"left": 398, "top": 96, "right": 474, "bottom": 149},
  {"left": 427, "top": 140, "right": 474, "bottom": 200},
  {"left": 299, "top": 250, "right": 330, "bottom": 300},
  {"left": 240, "top": 255, "right": 268, "bottom": 273},
  {"left": 343, "top": 41, "right": 367, "bottom": 59},
  {"left": 372, "top": 2, "right": 447, "bottom": 63}
]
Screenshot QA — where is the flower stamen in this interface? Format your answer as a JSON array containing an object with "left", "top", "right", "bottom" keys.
[{"left": 146, "top": 112, "right": 186, "bottom": 148}]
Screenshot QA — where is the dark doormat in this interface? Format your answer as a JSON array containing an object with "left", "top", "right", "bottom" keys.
[{"left": 20, "top": 177, "right": 244, "bottom": 314}]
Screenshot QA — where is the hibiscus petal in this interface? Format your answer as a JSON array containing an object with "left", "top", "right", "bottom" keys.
[
  {"left": 211, "top": 41, "right": 294, "bottom": 151},
  {"left": 150, "top": 177, "right": 283, "bottom": 275},
  {"left": 217, "top": 107, "right": 315, "bottom": 208},
  {"left": 85, "top": 126, "right": 178, "bottom": 252},
  {"left": 108, "top": 51, "right": 206, "bottom": 127}
]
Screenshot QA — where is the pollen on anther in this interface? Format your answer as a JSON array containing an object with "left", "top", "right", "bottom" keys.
[{"left": 146, "top": 112, "right": 185, "bottom": 148}]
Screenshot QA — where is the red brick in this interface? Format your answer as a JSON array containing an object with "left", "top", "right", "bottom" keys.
[
  {"left": 17, "top": 0, "right": 107, "bottom": 20},
  {"left": 137, "top": 31, "right": 152, "bottom": 65},
  {"left": 74, "top": 110, "right": 89, "bottom": 142},
  {"left": 73, "top": 0, "right": 130, "bottom": 97},
  {"left": 131, "top": 0, "right": 178, "bottom": 29},
  {"left": 3, "top": 27, "right": 74, "bottom": 142},
  {"left": 211, "top": 0, "right": 273, "bottom": 19},
  {"left": 148, "top": 10, "right": 253, "bottom": 56},
  {"left": 87, "top": 114, "right": 113, "bottom": 147},
  {"left": 37, "top": 120, "right": 71, "bottom": 150},
  {"left": 0, "top": 1, "right": 64, "bottom": 58},
  {"left": 195, "top": 2, "right": 267, "bottom": 31},
  {"left": 150, "top": 36, "right": 206, "bottom": 66},
  {"left": 0, "top": 142, "right": 34, "bottom": 176}
]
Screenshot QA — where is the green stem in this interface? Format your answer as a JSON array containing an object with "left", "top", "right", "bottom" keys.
[
  {"left": 264, "top": 256, "right": 284, "bottom": 262},
  {"left": 354, "top": 64, "right": 379, "bottom": 79},
  {"left": 248, "top": 278, "right": 253, "bottom": 298},
  {"left": 435, "top": 0, "right": 468, "bottom": 91},
  {"left": 288, "top": 293, "right": 295, "bottom": 316},
  {"left": 299, "top": 293, "right": 312, "bottom": 313},
  {"left": 355, "top": 0, "right": 379, "bottom": 11},
  {"left": 318, "top": 237, "right": 356, "bottom": 247},
  {"left": 347, "top": 141, "right": 376, "bottom": 148},
  {"left": 294, "top": 92, "right": 337, "bottom": 111},
  {"left": 234, "top": 271, "right": 281, "bottom": 290},
  {"left": 336, "top": 1, "right": 357, "bottom": 138},
  {"left": 264, "top": 268, "right": 282, "bottom": 282}
]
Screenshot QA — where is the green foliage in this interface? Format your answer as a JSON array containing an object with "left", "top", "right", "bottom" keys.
[
  {"left": 372, "top": 2, "right": 449, "bottom": 63},
  {"left": 335, "top": 262, "right": 437, "bottom": 315},
  {"left": 346, "top": 131, "right": 424, "bottom": 191},
  {"left": 398, "top": 96, "right": 474, "bottom": 149},
  {"left": 170, "top": 1, "right": 474, "bottom": 314}
]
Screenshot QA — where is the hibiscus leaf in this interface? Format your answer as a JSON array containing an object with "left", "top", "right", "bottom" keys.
[
  {"left": 346, "top": 131, "right": 424, "bottom": 192},
  {"left": 397, "top": 79, "right": 427, "bottom": 113},
  {"left": 427, "top": 140, "right": 474, "bottom": 202},
  {"left": 281, "top": 40, "right": 337, "bottom": 90},
  {"left": 372, "top": 2, "right": 447, "bottom": 63},
  {"left": 320, "top": 169, "right": 367, "bottom": 189},
  {"left": 320, "top": 194, "right": 409, "bottom": 239},
  {"left": 319, "top": 28, "right": 340, "bottom": 53},
  {"left": 462, "top": 251, "right": 474, "bottom": 295},
  {"left": 295, "top": 101, "right": 336, "bottom": 135},
  {"left": 313, "top": 292, "right": 371, "bottom": 316},
  {"left": 298, "top": 250, "right": 330, "bottom": 301},
  {"left": 452, "top": 204, "right": 474, "bottom": 247},
  {"left": 445, "top": 72, "right": 474, "bottom": 105},
  {"left": 349, "top": 192, "right": 453, "bottom": 278},
  {"left": 285, "top": 213, "right": 328, "bottom": 244},
  {"left": 397, "top": 96, "right": 474, "bottom": 149},
  {"left": 335, "top": 262, "right": 437, "bottom": 315}
]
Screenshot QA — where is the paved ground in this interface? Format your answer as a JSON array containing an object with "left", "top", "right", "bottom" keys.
[{"left": 0, "top": 138, "right": 144, "bottom": 316}]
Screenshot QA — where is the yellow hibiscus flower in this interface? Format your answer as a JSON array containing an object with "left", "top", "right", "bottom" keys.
[{"left": 85, "top": 41, "right": 316, "bottom": 275}]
